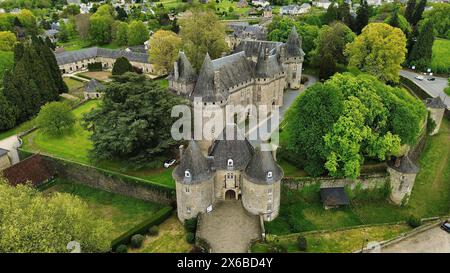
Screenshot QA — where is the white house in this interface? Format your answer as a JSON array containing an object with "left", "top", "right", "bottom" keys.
[
  {"left": 313, "top": 0, "right": 332, "bottom": 9},
  {"left": 280, "top": 3, "right": 311, "bottom": 15}
]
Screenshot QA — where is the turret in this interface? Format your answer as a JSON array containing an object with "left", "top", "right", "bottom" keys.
[
  {"left": 425, "top": 96, "right": 446, "bottom": 136},
  {"left": 173, "top": 140, "right": 214, "bottom": 222},
  {"left": 168, "top": 51, "right": 197, "bottom": 96},
  {"left": 283, "top": 27, "right": 305, "bottom": 90},
  {"left": 387, "top": 155, "right": 419, "bottom": 205}
]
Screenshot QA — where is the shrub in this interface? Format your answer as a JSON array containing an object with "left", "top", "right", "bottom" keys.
[
  {"left": 148, "top": 225, "right": 159, "bottom": 236},
  {"left": 427, "top": 114, "right": 437, "bottom": 134},
  {"left": 189, "top": 246, "right": 205, "bottom": 253},
  {"left": 407, "top": 215, "right": 422, "bottom": 228},
  {"left": 115, "top": 244, "right": 128, "bottom": 253},
  {"left": 268, "top": 243, "right": 287, "bottom": 253},
  {"left": 297, "top": 236, "right": 307, "bottom": 251},
  {"left": 87, "top": 62, "right": 102, "bottom": 71},
  {"left": 184, "top": 217, "right": 198, "bottom": 233},
  {"left": 186, "top": 232, "right": 195, "bottom": 244},
  {"left": 130, "top": 234, "right": 145, "bottom": 248}
]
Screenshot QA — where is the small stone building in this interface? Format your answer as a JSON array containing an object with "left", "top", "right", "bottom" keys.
[
  {"left": 55, "top": 47, "right": 155, "bottom": 75},
  {"left": 84, "top": 79, "right": 105, "bottom": 100},
  {"left": 387, "top": 156, "right": 419, "bottom": 205},
  {"left": 320, "top": 187, "right": 350, "bottom": 209},
  {"left": 425, "top": 96, "right": 446, "bottom": 136},
  {"left": 173, "top": 125, "right": 283, "bottom": 223},
  {"left": 0, "top": 148, "right": 11, "bottom": 170}
]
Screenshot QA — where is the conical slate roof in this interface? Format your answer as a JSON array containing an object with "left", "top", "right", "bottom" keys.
[
  {"left": 209, "top": 124, "right": 254, "bottom": 170},
  {"left": 175, "top": 51, "right": 196, "bottom": 82},
  {"left": 285, "top": 26, "right": 304, "bottom": 58},
  {"left": 425, "top": 96, "right": 446, "bottom": 109},
  {"left": 173, "top": 140, "right": 213, "bottom": 184},
  {"left": 244, "top": 147, "right": 283, "bottom": 184},
  {"left": 255, "top": 46, "right": 283, "bottom": 78},
  {"left": 388, "top": 155, "right": 419, "bottom": 174},
  {"left": 191, "top": 53, "right": 226, "bottom": 103}
]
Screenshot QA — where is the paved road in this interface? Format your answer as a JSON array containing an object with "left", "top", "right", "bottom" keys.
[
  {"left": 400, "top": 70, "right": 450, "bottom": 108},
  {"left": 196, "top": 201, "right": 261, "bottom": 253},
  {"left": 379, "top": 225, "right": 450, "bottom": 253}
]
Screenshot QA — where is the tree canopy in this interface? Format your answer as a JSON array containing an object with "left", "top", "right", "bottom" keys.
[
  {"left": 36, "top": 102, "right": 75, "bottom": 136},
  {"left": 0, "top": 31, "right": 16, "bottom": 51},
  {"left": 88, "top": 4, "right": 114, "bottom": 45},
  {"left": 149, "top": 30, "right": 182, "bottom": 74},
  {"left": 345, "top": 23, "right": 407, "bottom": 83},
  {"left": 284, "top": 73, "right": 427, "bottom": 178},
  {"left": 127, "top": 20, "right": 149, "bottom": 46},
  {"left": 112, "top": 57, "right": 133, "bottom": 75},
  {"left": 0, "top": 177, "right": 111, "bottom": 253},
  {"left": 407, "top": 19, "right": 435, "bottom": 70},
  {"left": 82, "top": 73, "right": 186, "bottom": 168},
  {"left": 422, "top": 3, "right": 450, "bottom": 39}
]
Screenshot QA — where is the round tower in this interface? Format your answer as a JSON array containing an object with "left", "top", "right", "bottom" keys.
[
  {"left": 425, "top": 96, "right": 446, "bottom": 136},
  {"left": 173, "top": 140, "right": 215, "bottom": 222},
  {"left": 387, "top": 156, "right": 419, "bottom": 205},
  {"left": 242, "top": 147, "right": 283, "bottom": 221},
  {"left": 283, "top": 26, "right": 304, "bottom": 90}
]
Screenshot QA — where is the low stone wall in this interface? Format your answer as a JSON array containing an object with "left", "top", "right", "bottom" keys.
[
  {"left": 41, "top": 155, "right": 176, "bottom": 205},
  {"left": 283, "top": 173, "right": 389, "bottom": 191}
]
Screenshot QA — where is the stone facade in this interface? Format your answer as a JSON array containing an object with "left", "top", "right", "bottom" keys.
[
  {"left": 425, "top": 97, "right": 446, "bottom": 136},
  {"left": 387, "top": 156, "right": 419, "bottom": 205},
  {"left": 173, "top": 131, "right": 283, "bottom": 223},
  {"left": 0, "top": 150, "right": 11, "bottom": 170}
]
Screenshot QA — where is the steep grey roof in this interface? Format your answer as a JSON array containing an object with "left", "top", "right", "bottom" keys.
[
  {"left": 286, "top": 26, "right": 304, "bottom": 58},
  {"left": 229, "top": 24, "right": 267, "bottom": 40},
  {"left": 55, "top": 47, "right": 150, "bottom": 65},
  {"left": 320, "top": 187, "right": 350, "bottom": 206},
  {"left": 84, "top": 79, "right": 105, "bottom": 93},
  {"left": 173, "top": 51, "right": 196, "bottom": 82},
  {"left": 255, "top": 47, "right": 283, "bottom": 78},
  {"left": 212, "top": 52, "right": 254, "bottom": 91},
  {"left": 244, "top": 147, "right": 283, "bottom": 184},
  {"left": 425, "top": 96, "right": 446, "bottom": 109},
  {"left": 234, "top": 40, "right": 282, "bottom": 58},
  {"left": 209, "top": 124, "right": 254, "bottom": 170},
  {"left": 173, "top": 140, "right": 214, "bottom": 184},
  {"left": 388, "top": 156, "right": 419, "bottom": 174},
  {"left": 0, "top": 148, "right": 8, "bottom": 157},
  {"left": 191, "top": 54, "right": 227, "bottom": 103}
]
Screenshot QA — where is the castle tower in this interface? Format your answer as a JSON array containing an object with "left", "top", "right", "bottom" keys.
[
  {"left": 190, "top": 53, "right": 227, "bottom": 153},
  {"left": 283, "top": 26, "right": 304, "bottom": 90},
  {"left": 168, "top": 51, "right": 197, "bottom": 96},
  {"left": 254, "top": 46, "right": 285, "bottom": 109},
  {"left": 173, "top": 140, "right": 215, "bottom": 222},
  {"left": 242, "top": 147, "right": 283, "bottom": 221},
  {"left": 387, "top": 156, "right": 419, "bottom": 205},
  {"left": 425, "top": 96, "right": 446, "bottom": 136}
]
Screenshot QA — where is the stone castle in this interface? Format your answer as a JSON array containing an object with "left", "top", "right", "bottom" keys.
[{"left": 170, "top": 27, "right": 304, "bottom": 223}]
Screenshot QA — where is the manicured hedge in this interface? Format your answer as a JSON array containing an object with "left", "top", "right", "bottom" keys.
[{"left": 111, "top": 206, "right": 173, "bottom": 251}]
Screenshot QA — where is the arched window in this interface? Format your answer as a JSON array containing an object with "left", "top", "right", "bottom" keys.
[
  {"left": 267, "top": 171, "right": 273, "bottom": 178},
  {"left": 227, "top": 159, "right": 233, "bottom": 167},
  {"left": 185, "top": 170, "right": 191, "bottom": 178}
]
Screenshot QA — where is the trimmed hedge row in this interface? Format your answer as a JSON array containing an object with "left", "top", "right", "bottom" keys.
[{"left": 111, "top": 206, "right": 173, "bottom": 251}]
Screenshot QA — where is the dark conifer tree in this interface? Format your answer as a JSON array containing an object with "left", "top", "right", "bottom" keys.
[
  {"left": 355, "top": 0, "right": 369, "bottom": 34},
  {"left": 112, "top": 57, "right": 133, "bottom": 75},
  {"left": 324, "top": 3, "right": 339, "bottom": 24},
  {"left": 404, "top": 0, "right": 416, "bottom": 24},
  {"left": 388, "top": 6, "right": 400, "bottom": 29},
  {"left": 411, "top": 0, "right": 427, "bottom": 26},
  {"left": 408, "top": 20, "right": 434, "bottom": 69}
]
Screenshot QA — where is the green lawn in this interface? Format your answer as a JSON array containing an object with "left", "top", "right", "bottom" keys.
[
  {"left": 64, "top": 77, "right": 84, "bottom": 90},
  {"left": 43, "top": 179, "right": 163, "bottom": 241},
  {"left": 267, "top": 118, "right": 450, "bottom": 235},
  {"left": 58, "top": 37, "right": 121, "bottom": 52},
  {"left": 21, "top": 100, "right": 176, "bottom": 188},
  {"left": 252, "top": 224, "right": 411, "bottom": 253},
  {"left": 431, "top": 39, "right": 450, "bottom": 74}
]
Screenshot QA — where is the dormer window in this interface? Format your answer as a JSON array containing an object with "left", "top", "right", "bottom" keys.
[
  {"left": 185, "top": 170, "right": 191, "bottom": 178},
  {"left": 267, "top": 171, "right": 273, "bottom": 178},
  {"left": 227, "top": 159, "right": 234, "bottom": 167}
]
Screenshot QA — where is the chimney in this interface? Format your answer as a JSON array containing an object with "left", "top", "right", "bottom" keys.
[
  {"left": 179, "top": 144, "right": 184, "bottom": 159},
  {"left": 174, "top": 61, "right": 179, "bottom": 80},
  {"left": 214, "top": 70, "right": 220, "bottom": 92}
]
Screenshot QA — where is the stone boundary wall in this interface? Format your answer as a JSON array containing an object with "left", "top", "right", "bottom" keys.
[
  {"left": 282, "top": 173, "right": 389, "bottom": 191},
  {"left": 40, "top": 154, "right": 176, "bottom": 205}
]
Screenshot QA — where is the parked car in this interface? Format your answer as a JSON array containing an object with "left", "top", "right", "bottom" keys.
[
  {"left": 163, "top": 159, "right": 176, "bottom": 168},
  {"left": 415, "top": 75, "right": 424, "bottom": 81},
  {"left": 427, "top": 77, "right": 436, "bottom": 81},
  {"left": 441, "top": 221, "right": 450, "bottom": 233}
]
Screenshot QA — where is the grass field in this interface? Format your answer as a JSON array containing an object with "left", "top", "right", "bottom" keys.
[
  {"left": 431, "top": 39, "right": 450, "bottom": 74},
  {"left": 21, "top": 100, "right": 176, "bottom": 188},
  {"left": 44, "top": 179, "right": 163, "bottom": 241},
  {"left": 267, "top": 118, "right": 450, "bottom": 235},
  {"left": 78, "top": 71, "right": 112, "bottom": 82},
  {"left": 131, "top": 214, "right": 192, "bottom": 253},
  {"left": 252, "top": 224, "right": 411, "bottom": 253},
  {"left": 58, "top": 37, "right": 121, "bottom": 52}
]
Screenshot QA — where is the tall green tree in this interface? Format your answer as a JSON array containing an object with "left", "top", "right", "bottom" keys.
[
  {"left": 179, "top": 8, "right": 229, "bottom": 71},
  {"left": 323, "top": 2, "right": 339, "bottom": 24},
  {"left": 36, "top": 101, "right": 75, "bottom": 136},
  {"left": 388, "top": 5, "right": 400, "bottom": 29},
  {"left": 0, "top": 178, "right": 111, "bottom": 253},
  {"left": 88, "top": 4, "right": 114, "bottom": 45},
  {"left": 404, "top": 0, "right": 416, "bottom": 24},
  {"left": 114, "top": 21, "right": 128, "bottom": 46},
  {"left": 411, "top": 0, "right": 427, "bottom": 26},
  {"left": 408, "top": 20, "right": 434, "bottom": 70},
  {"left": 422, "top": 3, "right": 450, "bottom": 38},
  {"left": 127, "top": 20, "right": 149, "bottom": 46},
  {"left": 112, "top": 57, "right": 133, "bottom": 75},
  {"left": 355, "top": 0, "right": 369, "bottom": 34},
  {"left": 0, "top": 92, "right": 15, "bottom": 130},
  {"left": 345, "top": 23, "right": 407, "bottom": 83},
  {"left": 82, "top": 73, "right": 185, "bottom": 167}
]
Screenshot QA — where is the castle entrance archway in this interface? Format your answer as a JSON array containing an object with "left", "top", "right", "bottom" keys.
[{"left": 225, "top": 190, "right": 236, "bottom": 200}]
